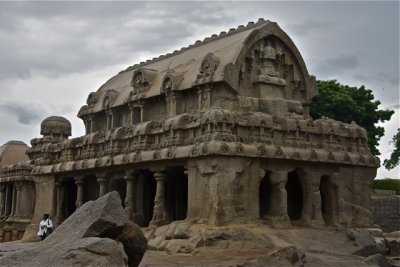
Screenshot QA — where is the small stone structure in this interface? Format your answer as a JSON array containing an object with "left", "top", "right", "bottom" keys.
[
  {"left": 0, "top": 141, "right": 34, "bottom": 242},
  {"left": 0, "top": 19, "right": 379, "bottom": 243}
]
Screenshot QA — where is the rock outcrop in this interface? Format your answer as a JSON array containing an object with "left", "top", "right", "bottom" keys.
[{"left": 1, "top": 191, "right": 147, "bottom": 267}]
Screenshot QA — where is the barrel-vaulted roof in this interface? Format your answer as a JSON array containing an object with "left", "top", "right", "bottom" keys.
[
  {"left": 0, "top": 141, "right": 29, "bottom": 167},
  {"left": 79, "top": 18, "right": 311, "bottom": 116}
]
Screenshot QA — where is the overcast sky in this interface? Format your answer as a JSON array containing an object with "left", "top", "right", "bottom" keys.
[{"left": 0, "top": 1, "right": 398, "bottom": 178}]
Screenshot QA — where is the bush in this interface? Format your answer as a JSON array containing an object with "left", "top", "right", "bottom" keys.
[{"left": 372, "top": 179, "right": 400, "bottom": 194}]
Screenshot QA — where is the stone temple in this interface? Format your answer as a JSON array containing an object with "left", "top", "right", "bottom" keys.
[{"left": 0, "top": 19, "right": 379, "bottom": 243}]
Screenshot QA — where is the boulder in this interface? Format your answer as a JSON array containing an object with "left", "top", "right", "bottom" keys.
[
  {"left": 384, "top": 231, "right": 400, "bottom": 257},
  {"left": 46, "top": 191, "right": 128, "bottom": 244},
  {"left": 386, "top": 239, "right": 400, "bottom": 257},
  {"left": 2, "top": 238, "right": 128, "bottom": 267},
  {"left": 364, "top": 254, "right": 394, "bottom": 267},
  {"left": 1, "top": 192, "right": 146, "bottom": 267},
  {"left": 347, "top": 228, "right": 382, "bottom": 257},
  {"left": 116, "top": 221, "right": 148, "bottom": 267}
]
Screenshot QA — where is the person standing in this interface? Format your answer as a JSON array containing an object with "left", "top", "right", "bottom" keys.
[{"left": 37, "top": 214, "right": 54, "bottom": 241}]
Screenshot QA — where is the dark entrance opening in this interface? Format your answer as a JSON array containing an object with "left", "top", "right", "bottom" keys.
[
  {"left": 64, "top": 178, "right": 77, "bottom": 218},
  {"left": 84, "top": 175, "right": 99, "bottom": 201},
  {"left": 166, "top": 166, "right": 188, "bottom": 222},
  {"left": 5, "top": 184, "right": 13, "bottom": 215},
  {"left": 286, "top": 171, "right": 303, "bottom": 222},
  {"left": 320, "top": 176, "right": 337, "bottom": 226},
  {"left": 259, "top": 172, "right": 272, "bottom": 218},
  {"left": 141, "top": 170, "right": 156, "bottom": 227},
  {"left": 109, "top": 177, "right": 126, "bottom": 208}
]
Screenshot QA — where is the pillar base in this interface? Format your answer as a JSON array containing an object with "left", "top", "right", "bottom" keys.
[
  {"left": 150, "top": 211, "right": 168, "bottom": 227},
  {"left": 263, "top": 215, "right": 291, "bottom": 228}
]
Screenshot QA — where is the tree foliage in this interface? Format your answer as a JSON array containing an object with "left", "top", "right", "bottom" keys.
[
  {"left": 372, "top": 178, "right": 400, "bottom": 194},
  {"left": 383, "top": 129, "right": 400, "bottom": 170},
  {"left": 310, "top": 80, "right": 394, "bottom": 156}
]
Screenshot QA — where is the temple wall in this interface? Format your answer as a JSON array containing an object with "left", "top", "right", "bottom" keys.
[
  {"left": 22, "top": 175, "right": 55, "bottom": 241},
  {"left": 372, "top": 195, "right": 400, "bottom": 233},
  {"left": 187, "top": 157, "right": 260, "bottom": 226}
]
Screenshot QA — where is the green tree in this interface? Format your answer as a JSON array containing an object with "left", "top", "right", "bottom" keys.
[
  {"left": 310, "top": 80, "right": 394, "bottom": 156},
  {"left": 383, "top": 129, "right": 400, "bottom": 170}
]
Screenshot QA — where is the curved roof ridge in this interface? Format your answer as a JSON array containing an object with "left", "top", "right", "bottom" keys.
[{"left": 120, "top": 18, "right": 270, "bottom": 74}]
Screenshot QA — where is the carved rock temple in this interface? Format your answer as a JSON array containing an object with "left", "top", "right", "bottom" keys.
[{"left": 0, "top": 19, "right": 379, "bottom": 243}]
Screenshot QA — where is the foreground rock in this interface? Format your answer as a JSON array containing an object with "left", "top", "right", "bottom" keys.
[
  {"left": 347, "top": 228, "right": 386, "bottom": 257},
  {"left": 1, "top": 191, "right": 147, "bottom": 267},
  {"left": 384, "top": 231, "right": 400, "bottom": 257}
]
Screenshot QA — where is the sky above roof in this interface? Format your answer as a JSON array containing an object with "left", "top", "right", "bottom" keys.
[{"left": 0, "top": 1, "right": 398, "bottom": 178}]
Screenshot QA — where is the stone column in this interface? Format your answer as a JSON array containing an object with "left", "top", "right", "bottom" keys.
[
  {"left": 11, "top": 230, "right": 18, "bottom": 241},
  {"left": 150, "top": 171, "right": 168, "bottom": 226},
  {"left": 10, "top": 183, "right": 16, "bottom": 216},
  {"left": 0, "top": 184, "right": 5, "bottom": 217},
  {"left": 74, "top": 176, "right": 85, "bottom": 208},
  {"left": 124, "top": 170, "right": 138, "bottom": 221},
  {"left": 197, "top": 88, "right": 203, "bottom": 110},
  {"left": 264, "top": 170, "right": 290, "bottom": 227},
  {"left": 97, "top": 174, "right": 108, "bottom": 197},
  {"left": 139, "top": 105, "right": 144, "bottom": 123},
  {"left": 170, "top": 92, "right": 177, "bottom": 116},
  {"left": 55, "top": 181, "right": 64, "bottom": 224},
  {"left": 14, "top": 182, "right": 23, "bottom": 217},
  {"left": 299, "top": 169, "right": 324, "bottom": 227},
  {"left": 4, "top": 184, "right": 11, "bottom": 216}
]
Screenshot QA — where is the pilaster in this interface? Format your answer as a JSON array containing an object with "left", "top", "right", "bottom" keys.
[
  {"left": 124, "top": 170, "right": 138, "bottom": 221},
  {"left": 150, "top": 171, "right": 168, "bottom": 226}
]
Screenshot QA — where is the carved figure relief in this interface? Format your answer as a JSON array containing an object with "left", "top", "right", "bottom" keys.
[{"left": 196, "top": 53, "right": 220, "bottom": 82}]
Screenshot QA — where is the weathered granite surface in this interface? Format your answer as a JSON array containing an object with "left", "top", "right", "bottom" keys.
[{"left": 1, "top": 192, "right": 147, "bottom": 267}]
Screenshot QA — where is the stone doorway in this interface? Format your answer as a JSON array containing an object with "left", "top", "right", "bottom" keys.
[
  {"left": 259, "top": 172, "right": 272, "bottom": 218},
  {"left": 166, "top": 167, "right": 188, "bottom": 222},
  {"left": 140, "top": 170, "right": 156, "bottom": 227},
  {"left": 320, "top": 176, "right": 337, "bottom": 226},
  {"left": 286, "top": 171, "right": 303, "bottom": 223},
  {"left": 64, "top": 178, "right": 77, "bottom": 218},
  {"left": 84, "top": 175, "right": 99, "bottom": 201}
]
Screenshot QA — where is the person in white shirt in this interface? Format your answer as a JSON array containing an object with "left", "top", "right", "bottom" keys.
[{"left": 37, "top": 214, "right": 53, "bottom": 241}]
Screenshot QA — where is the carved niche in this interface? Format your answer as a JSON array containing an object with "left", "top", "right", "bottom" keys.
[
  {"left": 246, "top": 36, "right": 306, "bottom": 101},
  {"left": 196, "top": 53, "right": 220, "bottom": 82},
  {"left": 131, "top": 68, "right": 158, "bottom": 95},
  {"left": 161, "top": 71, "right": 184, "bottom": 117}
]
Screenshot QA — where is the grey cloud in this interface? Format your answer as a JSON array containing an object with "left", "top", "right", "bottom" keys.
[
  {"left": 286, "top": 19, "right": 336, "bottom": 36},
  {"left": 1, "top": 102, "right": 46, "bottom": 125},
  {"left": 354, "top": 72, "right": 400, "bottom": 86},
  {"left": 317, "top": 54, "right": 359, "bottom": 76},
  {"left": 0, "top": 2, "right": 235, "bottom": 83},
  {"left": 0, "top": 101, "right": 73, "bottom": 125}
]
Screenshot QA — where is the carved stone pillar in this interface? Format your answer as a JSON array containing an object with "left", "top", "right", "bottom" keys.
[
  {"left": 150, "top": 171, "right": 168, "bottom": 226},
  {"left": 97, "top": 175, "right": 108, "bottom": 197},
  {"left": 0, "top": 184, "right": 5, "bottom": 217},
  {"left": 14, "top": 182, "right": 23, "bottom": 217},
  {"left": 10, "top": 183, "right": 16, "bottom": 216},
  {"left": 55, "top": 181, "right": 64, "bottom": 224},
  {"left": 264, "top": 170, "right": 290, "bottom": 227},
  {"left": 4, "top": 184, "right": 11, "bottom": 216},
  {"left": 74, "top": 176, "right": 85, "bottom": 208},
  {"left": 300, "top": 170, "right": 324, "bottom": 227},
  {"left": 197, "top": 88, "right": 203, "bottom": 110},
  {"left": 139, "top": 105, "right": 144, "bottom": 123},
  {"left": 124, "top": 170, "right": 138, "bottom": 221},
  {"left": 129, "top": 106, "right": 134, "bottom": 125},
  {"left": 11, "top": 230, "right": 18, "bottom": 241}
]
